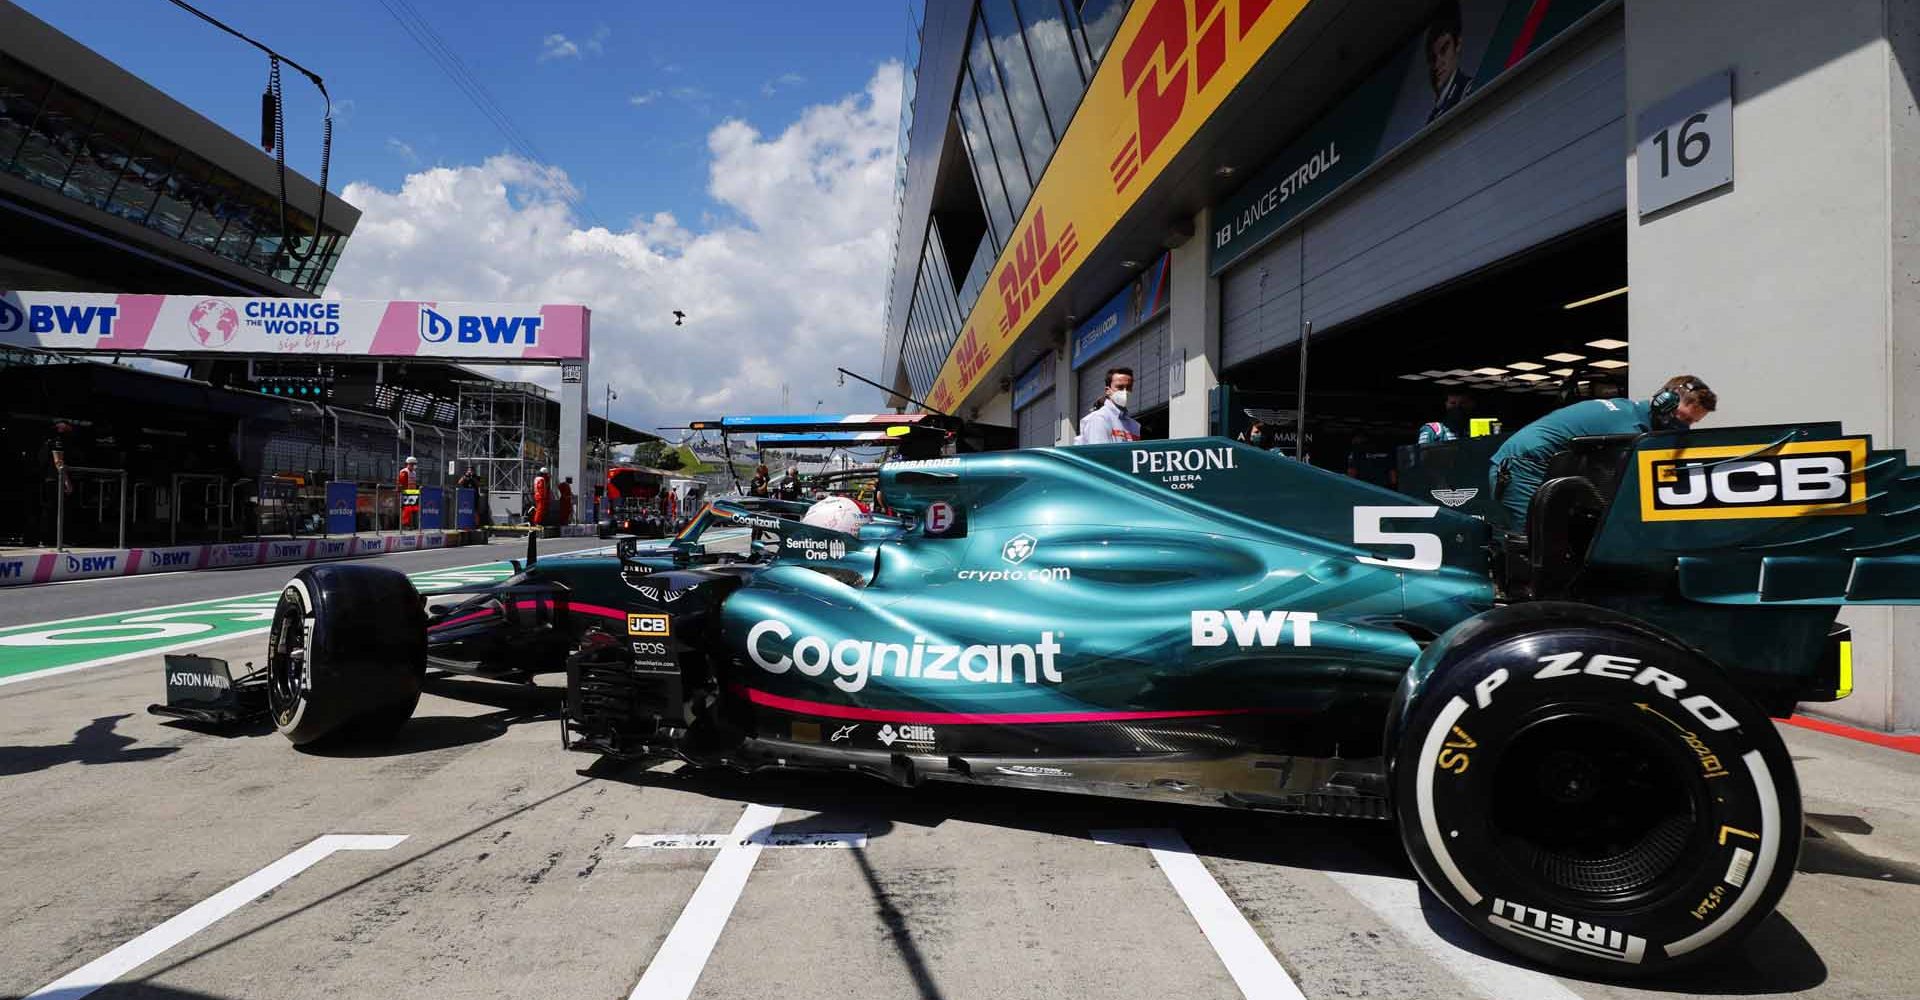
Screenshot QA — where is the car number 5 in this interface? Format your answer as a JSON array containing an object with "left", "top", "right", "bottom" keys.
[{"left": 1354, "top": 506, "right": 1443, "bottom": 572}]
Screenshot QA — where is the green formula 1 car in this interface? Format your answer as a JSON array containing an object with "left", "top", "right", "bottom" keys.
[{"left": 173, "top": 418, "right": 1919, "bottom": 978}]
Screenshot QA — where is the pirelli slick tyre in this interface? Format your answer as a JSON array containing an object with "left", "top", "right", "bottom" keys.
[
  {"left": 1390, "top": 603, "right": 1800, "bottom": 978},
  {"left": 266, "top": 564, "right": 427, "bottom": 746},
  {"left": 598, "top": 520, "right": 613, "bottom": 539}
]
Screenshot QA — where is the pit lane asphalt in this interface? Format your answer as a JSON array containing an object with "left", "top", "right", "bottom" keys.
[
  {"left": 0, "top": 537, "right": 615, "bottom": 630},
  {"left": 3, "top": 632, "right": 1918, "bottom": 999}
]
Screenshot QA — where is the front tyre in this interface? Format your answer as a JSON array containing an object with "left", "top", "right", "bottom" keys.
[
  {"left": 267, "top": 565, "right": 426, "bottom": 746},
  {"left": 1391, "top": 605, "right": 1800, "bottom": 978}
]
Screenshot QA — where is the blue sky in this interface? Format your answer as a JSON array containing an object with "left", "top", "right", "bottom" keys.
[{"left": 17, "top": 0, "right": 909, "bottom": 228}]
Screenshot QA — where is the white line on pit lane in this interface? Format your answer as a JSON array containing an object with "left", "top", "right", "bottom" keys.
[
  {"left": 1093, "top": 829, "right": 1307, "bottom": 1000},
  {"left": 26, "top": 834, "right": 407, "bottom": 1000},
  {"left": 627, "top": 803, "right": 784, "bottom": 1000},
  {"left": 625, "top": 831, "right": 868, "bottom": 850},
  {"left": 1324, "top": 871, "right": 1587, "bottom": 1000}
]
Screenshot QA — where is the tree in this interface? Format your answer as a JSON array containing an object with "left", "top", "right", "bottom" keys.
[{"left": 655, "top": 449, "right": 683, "bottom": 471}]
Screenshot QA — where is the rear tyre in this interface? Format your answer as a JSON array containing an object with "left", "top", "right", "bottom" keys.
[
  {"left": 267, "top": 564, "right": 427, "bottom": 746},
  {"left": 598, "top": 520, "right": 613, "bottom": 539},
  {"left": 1391, "top": 604, "right": 1800, "bottom": 978}
]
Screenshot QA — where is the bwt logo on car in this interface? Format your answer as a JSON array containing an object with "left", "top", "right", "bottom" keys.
[
  {"left": 746, "top": 619, "right": 1063, "bottom": 693},
  {"left": 0, "top": 299, "right": 119, "bottom": 336},
  {"left": 1191, "top": 609, "right": 1317, "bottom": 647},
  {"left": 418, "top": 306, "right": 543, "bottom": 346}
]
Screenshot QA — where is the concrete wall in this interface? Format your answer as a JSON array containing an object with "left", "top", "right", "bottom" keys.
[
  {"left": 1626, "top": 0, "right": 1918, "bottom": 732},
  {"left": 1169, "top": 207, "right": 1221, "bottom": 439}
]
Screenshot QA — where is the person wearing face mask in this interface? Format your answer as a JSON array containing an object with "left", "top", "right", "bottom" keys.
[
  {"left": 1419, "top": 391, "right": 1476, "bottom": 447},
  {"left": 1490, "top": 375, "right": 1717, "bottom": 530},
  {"left": 1074, "top": 367, "right": 1141, "bottom": 445}
]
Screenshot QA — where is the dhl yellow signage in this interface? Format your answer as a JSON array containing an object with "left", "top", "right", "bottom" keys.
[{"left": 925, "top": 0, "right": 1310, "bottom": 413}]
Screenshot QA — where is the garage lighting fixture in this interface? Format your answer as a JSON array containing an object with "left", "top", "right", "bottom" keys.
[
  {"left": 1420, "top": 370, "right": 1448, "bottom": 377},
  {"left": 1585, "top": 338, "right": 1629, "bottom": 350},
  {"left": 1432, "top": 378, "right": 1464, "bottom": 385},
  {"left": 1506, "top": 361, "right": 1544, "bottom": 371},
  {"left": 1549, "top": 368, "right": 1575, "bottom": 377},
  {"left": 1563, "top": 286, "right": 1628, "bottom": 310},
  {"left": 1591, "top": 359, "right": 1629, "bottom": 369},
  {"left": 1399, "top": 373, "right": 1429, "bottom": 380},
  {"left": 1544, "top": 352, "right": 1585, "bottom": 363},
  {"left": 1513, "top": 372, "right": 1550, "bottom": 382},
  {"left": 1473, "top": 367, "right": 1507, "bottom": 376}
]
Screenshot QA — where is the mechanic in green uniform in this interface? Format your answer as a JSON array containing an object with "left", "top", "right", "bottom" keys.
[
  {"left": 1418, "top": 391, "right": 1475, "bottom": 446},
  {"left": 1490, "top": 375, "right": 1717, "bottom": 529}
]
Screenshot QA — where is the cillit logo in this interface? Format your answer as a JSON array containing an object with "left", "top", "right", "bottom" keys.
[
  {"left": 1, "top": 299, "right": 119, "bottom": 336},
  {"left": 418, "top": 306, "right": 543, "bottom": 347},
  {"left": 876, "top": 723, "right": 935, "bottom": 747},
  {"left": 1639, "top": 440, "right": 1867, "bottom": 521},
  {"left": 1191, "top": 609, "right": 1317, "bottom": 647}
]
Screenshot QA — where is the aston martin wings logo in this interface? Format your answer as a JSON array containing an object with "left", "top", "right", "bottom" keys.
[{"left": 1430, "top": 488, "right": 1479, "bottom": 508}]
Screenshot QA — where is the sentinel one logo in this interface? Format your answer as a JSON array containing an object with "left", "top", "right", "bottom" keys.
[
  {"left": 784, "top": 536, "right": 847, "bottom": 561},
  {"left": 1191, "top": 610, "right": 1317, "bottom": 648},
  {"left": 418, "top": 306, "right": 544, "bottom": 346},
  {"left": 745, "top": 619, "right": 1063, "bottom": 693},
  {"left": 1638, "top": 439, "right": 1867, "bottom": 521}
]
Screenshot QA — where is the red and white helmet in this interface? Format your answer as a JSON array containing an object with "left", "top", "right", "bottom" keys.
[{"left": 800, "top": 495, "right": 867, "bottom": 535}]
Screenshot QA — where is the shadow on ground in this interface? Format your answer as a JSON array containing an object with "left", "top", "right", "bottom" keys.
[{"left": 0, "top": 713, "right": 177, "bottom": 778}]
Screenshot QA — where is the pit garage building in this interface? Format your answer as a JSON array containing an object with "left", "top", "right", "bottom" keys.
[{"left": 878, "top": 0, "right": 1920, "bottom": 733}]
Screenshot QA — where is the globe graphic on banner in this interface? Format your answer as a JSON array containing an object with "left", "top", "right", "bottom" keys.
[{"left": 188, "top": 299, "right": 239, "bottom": 348}]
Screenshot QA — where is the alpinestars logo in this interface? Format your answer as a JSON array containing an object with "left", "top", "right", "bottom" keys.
[
  {"left": 1431, "top": 488, "right": 1478, "bottom": 508},
  {"left": 1489, "top": 898, "right": 1646, "bottom": 964}
]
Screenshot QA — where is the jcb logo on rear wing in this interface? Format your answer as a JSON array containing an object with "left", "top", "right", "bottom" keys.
[{"left": 1638, "top": 439, "right": 1868, "bottom": 521}]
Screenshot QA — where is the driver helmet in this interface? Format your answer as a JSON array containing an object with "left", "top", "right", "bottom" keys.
[
  {"left": 800, "top": 495, "right": 868, "bottom": 536},
  {"left": 405, "top": 455, "right": 417, "bottom": 464},
  {"left": 539, "top": 466, "right": 550, "bottom": 475}
]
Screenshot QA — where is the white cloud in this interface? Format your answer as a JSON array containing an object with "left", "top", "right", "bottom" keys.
[
  {"left": 587, "top": 25, "right": 610, "bottom": 55},
  {"left": 629, "top": 89, "right": 662, "bottom": 106},
  {"left": 330, "top": 62, "right": 906, "bottom": 431},
  {"left": 761, "top": 71, "right": 807, "bottom": 97},
  {"left": 539, "top": 33, "right": 581, "bottom": 61},
  {"left": 385, "top": 137, "right": 419, "bottom": 163}
]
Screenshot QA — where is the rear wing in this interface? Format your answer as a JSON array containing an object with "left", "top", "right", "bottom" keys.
[{"left": 1587, "top": 423, "right": 1920, "bottom": 605}]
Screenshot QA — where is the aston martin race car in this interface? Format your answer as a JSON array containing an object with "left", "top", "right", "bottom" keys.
[{"left": 165, "top": 419, "right": 1920, "bottom": 978}]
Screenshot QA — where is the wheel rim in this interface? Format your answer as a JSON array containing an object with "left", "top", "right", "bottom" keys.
[
  {"left": 266, "top": 590, "right": 312, "bottom": 727},
  {"left": 1488, "top": 708, "right": 1707, "bottom": 907}
]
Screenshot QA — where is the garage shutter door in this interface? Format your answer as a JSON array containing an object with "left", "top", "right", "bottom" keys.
[
  {"left": 1221, "top": 19, "right": 1624, "bottom": 367},
  {"left": 1017, "top": 389, "right": 1058, "bottom": 448},
  {"left": 1075, "top": 311, "right": 1171, "bottom": 424}
]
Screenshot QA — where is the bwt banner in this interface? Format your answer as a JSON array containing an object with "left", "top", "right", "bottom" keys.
[
  {"left": 0, "top": 293, "right": 589, "bottom": 360},
  {"left": 326, "top": 482, "right": 357, "bottom": 535},
  {"left": 455, "top": 488, "right": 477, "bottom": 530},
  {"left": 419, "top": 487, "right": 444, "bottom": 530}
]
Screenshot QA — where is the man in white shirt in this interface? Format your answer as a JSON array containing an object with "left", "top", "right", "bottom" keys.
[{"left": 1074, "top": 367, "right": 1141, "bottom": 445}]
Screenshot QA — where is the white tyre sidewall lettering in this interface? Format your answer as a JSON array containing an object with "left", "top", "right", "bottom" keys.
[
  {"left": 278, "top": 579, "right": 315, "bottom": 734},
  {"left": 1407, "top": 635, "right": 1789, "bottom": 970}
]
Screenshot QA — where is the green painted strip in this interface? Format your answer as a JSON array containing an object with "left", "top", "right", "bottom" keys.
[{"left": 0, "top": 561, "right": 520, "bottom": 682}]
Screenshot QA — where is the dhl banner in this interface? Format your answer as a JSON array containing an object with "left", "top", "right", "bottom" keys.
[{"left": 926, "top": 0, "right": 1311, "bottom": 414}]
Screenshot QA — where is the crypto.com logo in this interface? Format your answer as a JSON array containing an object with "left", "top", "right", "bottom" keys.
[{"left": 1113, "top": 0, "right": 1285, "bottom": 193}]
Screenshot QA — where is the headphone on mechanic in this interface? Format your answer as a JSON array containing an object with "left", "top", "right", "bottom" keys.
[{"left": 1649, "top": 380, "right": 1701, "bottom": 422}]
